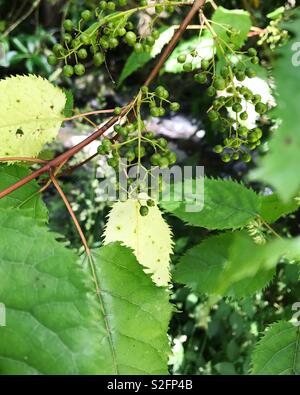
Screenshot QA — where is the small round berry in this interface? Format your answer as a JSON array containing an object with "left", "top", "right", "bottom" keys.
[
  {"left": 139, "top": 205, "right": 149, "bottom": 216},
  {"left": 207, "top": 86, "right": 216, "bottom": 97},
  {"left": 183, "top": 62, "right": 193, "bottom": 72},
  {"left": 251, "top": 56, "right": 259, "bottom": 65},
  {"left": 80, "top": 34, "right": 90, "bottom": 45},
  {"left": 232, "top": 152, "right": 240, "bottom": 161},
  {"left": 93, "top": 52, "right": 105, "bottom": 66},
  {"left": 150, "top": 153, "right": 161, "bottom": 166},
  {"left": 246, "top": 67, "right": 256, "bottom": 78},
  {"left": 221, "top": 154, "right": 231, "bottom": 163},
  {"left": 255, "top": 102, "right": 267, "bottom": 115},
  {"left": 134, "top": 43, "right": 143, "bottom": 53},
  {"left": 248, "top": 48, "right": 257, "bottom": 56},
  {"left": 125, "top": 31, "right": 137, "bottom": 45},
  {"left": 232, "top": 103, "right": 243, "bottom": 113},
  {"left": 240, "top": 111, "right": 248, "bottom": 121},
  {"left": 107, "top": 1, "right": 116, "bottom": 11},
  {"left": 81, "top": 10, "right": 92, "bottom": 21},
  {"left": 170, "top": 102, "right": 180, "bottom": 112},
  {"left": 63, "top": 33, "right": 72, "bottom": 44},
  {"left": 201, "top": 59, "right": 210, "bottom": 70},
  {"left": 214, "top": 77, "right": 226, "bottom": 90},
  {"left": 78, "top": 48, "right": 88, "bottom": 59},
  {"left": 177, "top": 54, "right": 187, "bottom": 64},
  {"left": 167, "top": 152, "right": 177, "bottom": 165},
  {"left": 208, "top": 110, "right": 219, "bottom": 122},
  {"left": 53, "top": 43, "right": 64, "bottom": 55},
  {"left": 213, "top": 145, "right": 223, "bottom": 154},
  {"left": 147, "top": 199, "right": 155, "bottom": 207},
  {"left": 158, "top": 137, "right": 168, "bottom": 148},
  {"left": 63, "top": 65, "right": 74, "bottom": 77},
  {"left": 74, "top": 63, "right": 85, "bottom": 76},
  {"left": 195, "top": 72, "right": 207, "bottom": 84},
  {"left": 125, "top": 150, "right": 135, "bottom": 162},
  {"left": 242, "top": 153, "right": 252, "bottom": 163},
  {"left": 114, "top": 107, "right": 122, "bottom": 115},
  {"left": 63, "top": 19, "right": 73, "bottom": 31},
  {"left": 47, "top": 54, "right": 58, "bottom": 65},
  {"left": 158, "top": 157, "right": 169, "bottom": 168}
]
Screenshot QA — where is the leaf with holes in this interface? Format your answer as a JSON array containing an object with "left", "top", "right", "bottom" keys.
[
  {"left": 0, "top": 75, "right": 66, "bottom": 160},
  {"left": 103, "top": 196, "right": 173, "bottom": 287}
]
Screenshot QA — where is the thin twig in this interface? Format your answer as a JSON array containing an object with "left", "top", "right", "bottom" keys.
[
  {"left": 50, "top": 171, "right": 90, "bottom": 254},
  {"left": 64, "top": 108, "right": 116, "bottom": 122},
  {"left": 3, "top": 0, "right": 41, "bottom": 38}
]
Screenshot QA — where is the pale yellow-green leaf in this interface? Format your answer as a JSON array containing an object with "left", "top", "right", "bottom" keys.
[
  {"left": 103, "top": 196, "right": 173, "bottom": 287},
  {"left": 0, "top": 75, "right": 66, "bottom": 160}
]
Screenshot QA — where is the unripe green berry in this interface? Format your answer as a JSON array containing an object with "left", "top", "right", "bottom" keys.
[
  {"left": 177, "top": 54, "right": 187, "bottom": 64},
  {"left": 63, "top": 19, "right": 73, "bottom": 31},
  {"left": 139, "top": 205, "right": 149, "bottom": 216},
  {"left": 221, "top": 154, "right": 231, "bottom": 163},
  {"left": 214, "top": 145, "right": 223, "bottom": 154},
  {"left": 93, "top": 52, "right": 105, "bottom": 66},
  {"left": 78, "top": 48, "right": 88, "bottom": 59},
  {"left": 63, "top": 65, "right": 74, "bottom": 77},
  {"left": 125, "top": 31, "right": 137, "bottom": 45},
  {"left": 47, "top": 54, "right": 58, "bottom": 65},
  {"left": 81, "top": 10, "right": 92, "bottom": 21},
  {"left": 74, "top": 63, "right": 85, "bottom": 76}
]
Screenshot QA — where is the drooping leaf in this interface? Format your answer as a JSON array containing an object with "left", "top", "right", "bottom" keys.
[
  {"left": 0, "top": 210, "right": 171, "bottom": 374},
  {"left": 0, "top": 75, "right": 66, "bottom": 160},
  {"left": 160, "top": 178, "right": 261, "bottom": 230},
  {"left": 174, "top": 232, "right": 300, "bottom": 298},
  {"left": 259, "top": 193, "right": 299, "bottom": 224},
  {"left": 251, "top": 12, "right": 300, "bottom": 201},
  {"left": 90, "top": 243, "right": 172, "bottom": 374},
  {"left": 211, "top": 7, "right": 252, "bottom": 58},
  {"left": 119, "top": 26, "right": 176, "bottom": 83},
  {"left": 252, "top": 321, "right": 300, "bottom": 375},
  {"left": 0, "top": 164, "right": 48, "bottom": 222},
  {"left": 103, "top": 196, "right": 173, "bottom": 286}
]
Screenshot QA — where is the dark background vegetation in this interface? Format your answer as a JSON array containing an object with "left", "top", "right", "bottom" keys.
[{"left": 0, "top": 0, "right": 299, "bottom": 374}]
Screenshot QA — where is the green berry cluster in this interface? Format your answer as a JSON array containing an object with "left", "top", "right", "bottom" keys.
[
  {"left": 189, "top": 48, "right": 267, "bottom": 163},
  {"left": 141, "top": 85, "right": 181, "bottom": 118},
  {"left": 47, "top": 0, "right": 175, "bottom": 77},
  {"left": 139, "top": 199, "right": 155, "bottom": 217}
]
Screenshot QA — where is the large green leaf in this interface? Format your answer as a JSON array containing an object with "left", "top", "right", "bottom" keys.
[
  {"left": 259, "top": 193, "right": 299, "bottom": 224},
  {"left": 90, "top": 244, "right": 172, "bottom": 374},
  {"left": 251, "top": 12, "right": 300, "bottom": 201},
  {"left": 211, "top": 7, "right": 251, "bottom": 58},
  {"left": 174, "top": 232, "right": 300, "bottom": 298},
  {"left": 160, "top": 178, "right": 261, "bottom": 230},
  {"left": 0, "top": 165, "right": 48, "bottom": 222},
  {"left": 0, "top": 211, "right": 171, "bottom": 374},
  {"left": 252, "top": 321, "right": 300, "bottom": 375}
]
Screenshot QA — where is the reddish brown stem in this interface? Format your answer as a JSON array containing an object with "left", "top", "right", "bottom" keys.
[
  {"left": 143, "top": 0, "right": 206, "bottom": 87},
  {"left": 50, "top": 171, "right": 90, "bottom": 254}
]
